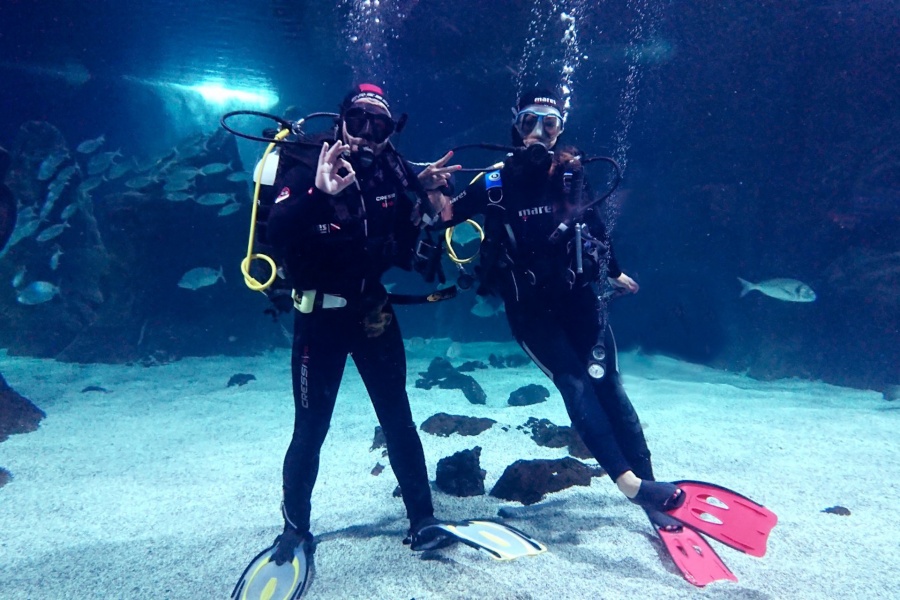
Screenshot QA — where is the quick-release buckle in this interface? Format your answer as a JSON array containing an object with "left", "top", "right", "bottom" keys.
[{"left": 292, "top": 290, "right": 348, "bottom": 313}]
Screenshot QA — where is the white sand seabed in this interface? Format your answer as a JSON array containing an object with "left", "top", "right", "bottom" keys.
[{"left": 1, "top": 341, "right": 898, "bottom": 599}]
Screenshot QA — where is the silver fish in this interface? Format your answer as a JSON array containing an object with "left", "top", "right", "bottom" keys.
[
  {"left": 78, "top": 176, "right": 105, "bottom": 193},
  {"left": 17, "top": 281, "right": 60, "bottom": 305},
  {"left": 165, "top": 192, "right": 192, "bottom": 202},
  {"left": 470, "top": 295, "right": 504, "bottom": 318},
  {"left": 60, "top": 201, "right": 80, "bottom": 221},
  {"left": 40, "top": 184, "right": 67, "bottom": 221},
  {"left": 738, "top": 277, "right": 816, "bottom": 302},
  {"left": 35, "top": 222, "right": 69, "bottom": 243},
  {"left": 226, "top": 171, "right": 252, "bottom": 182},
  {"left": 53, "top": 164, "right": 79, "bottom": 186},
  {"left": 195, "top": 192, "right": 235, "bottom": 206},
  {"left": 198, "top": 162, "right": 232, "bottom": 176},
  {"left": 18, "top": 206, "right": 38, "bottom": 220},
  {"left": 87, "top": 150, "right": 122, "bottom": 176},
  {"left": 177, "top": 266, "right": 225, "bottom": 290},
  {"left": 6, "top": 217, "right": 42, "bottom": 248},
  {"left": 163, "top": 179, "right": 193, "bottom": 192},
  {"left": 76, "top": 134, "right": 105, "bottom": 154},
  {"left": 167, "top": 167, "right": 200, "bottom": 182},
  {"left": 125, "top": 175, "right": 158, "bottom": 190},
  {"left": 175, "top": 143, "right": 206, "bottom": 160},
  {"left": 11, "top": 266, "right": 27, "bottom": 288},
  {"left": 37, "top": 152, "right": 69, "bottom": 181},
  {"left": 106, "top": 160, "right": 133, "bottom": 180},
  {"left": 132, "top": 156, "right": 157, "bottom": 173},
  {"left": 175, "top": 134, "right": 208, "bottom": 158},
  {"left": 217, "top": 202, "right": 241, "bottom": 216},
  {"left": 50, "top": 246, "right": 63, "bottom": 270}
]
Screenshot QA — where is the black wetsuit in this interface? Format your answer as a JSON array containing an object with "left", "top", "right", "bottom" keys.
[
  {"left": 266, "top": 151, "right": 434, "bottom": 534},
  {"left": 445, "top": 155, "right": 654, "bottom": 482}
]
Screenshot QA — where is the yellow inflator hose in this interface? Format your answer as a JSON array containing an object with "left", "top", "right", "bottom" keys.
[
  {"left": 444, "top": 220, "right": 485, "bottom": 264},
  {"left": 241, "top": 128, "right": 291, "bottom": 291}
]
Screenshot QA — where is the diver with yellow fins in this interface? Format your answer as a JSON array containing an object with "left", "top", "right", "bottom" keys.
[{"left": 224, "top": 84, "right": 546, "bottom": 600}]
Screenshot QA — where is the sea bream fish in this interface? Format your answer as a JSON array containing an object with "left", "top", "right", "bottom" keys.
[
  {"left": 217, "top": 201, "right": 242, "bottom": 216},
  {"left": 198, "top": 162, "right": 232, "bottom": 176},
  {"left": 195, "top": 192, "right": 235, "bottom": 206},
  {"left": 76, "top": 134, "right": 105, "bottom": 154},
  {"left": 35, "top": 222, "right": 70, "bottom": 243},
  {"left": 11, "top": 265, "right": 27, "bottom": 288},
  {"left": 87, "top": 150, "right": 122, "bottom": 176},
  {"left": 178, "top": 266, "right": 225, "bottom": 290},
  {"left": 37, "top": 152, "right": 69, "bottom": 181},
  {"left": 50, "top": 246, "right": 63, "bottom": 270},
  {"left": 738, "top": 277, "right": 816, "bottom": 302},
  {"left": 17, "top": 281, "right": 60, "bottom": 305}
]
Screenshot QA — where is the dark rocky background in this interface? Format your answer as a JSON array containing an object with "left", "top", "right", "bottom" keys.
[{"left": 0, "top": 1, "right": 896, "bottom": 390}]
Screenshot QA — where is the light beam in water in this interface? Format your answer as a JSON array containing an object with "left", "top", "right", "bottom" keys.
[{"left": 180, "top": 82, "right": 279, "bottom": 109}]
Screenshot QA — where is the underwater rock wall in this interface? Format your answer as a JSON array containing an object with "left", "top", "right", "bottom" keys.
[{"left": 0, "top": 122, "right": 286, "bottom": 363}]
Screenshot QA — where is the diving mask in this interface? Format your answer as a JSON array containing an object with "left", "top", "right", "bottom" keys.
[
  {"left": 515, "top": 107, "right": 563, "bottom": 140},
  {"left": 344, "top": 106, "right": 395, "bottom": 144}
]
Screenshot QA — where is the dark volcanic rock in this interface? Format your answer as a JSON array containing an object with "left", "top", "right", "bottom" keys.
[
  {"left": 490, "top": 457, "right": 606, "bottom": 505},
  {"left": 521, "top": 417, "right": 569, "bottom": 448},
  {"left": 435, "top": 447, "right": 486, "bottom": 497},
  {"left": 1, "top": 373, "right": 45, "bottom": 488},
  {"left": 420, "top": 412, "right": 495, "bottom": 437},
  {"left": 227, "top": 373, "right": 256, "bottom": 387},
  {"left": 0, "top": 373, "right": 45, "bottom": 443},
  {"left": 416, "top": 357, "right": 487, "bottom": 404},
  {"left": 519, "top": 417, "right": 594, "bottom": 460},
  {"left": 457, "top": 360, "right": 488, "bottom": 373},
  {"left": 508, "top": 384, "right": 550, "bottom": 406},
  {"left": 489, "top": 353, "right": 530, "bottom": 368},
  {"left": 416, "top": 357, "right": 457, "bottom": 385}
]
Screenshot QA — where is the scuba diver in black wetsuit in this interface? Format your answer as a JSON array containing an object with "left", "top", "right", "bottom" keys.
[
  {"left": 264, "top": 84, "right": 460, "bottom": 563},
  {"left": 435, "top": 88, "right": 687, "bottom": 529}
]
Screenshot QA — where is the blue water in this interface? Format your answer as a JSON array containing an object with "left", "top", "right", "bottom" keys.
[{"left": 0, "top": 0, "right": 897, "bottom": 389}]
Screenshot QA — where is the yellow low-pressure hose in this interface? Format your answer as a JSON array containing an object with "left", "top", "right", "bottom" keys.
[
  {"left": 443, "top": 168, "right": 494, "bottom": 264},
  {"left": 444, "top": 220, "right": 485, "bottom": 264},
  {"left": 241, "top": 128, "right": 291, "bottom": 291}
]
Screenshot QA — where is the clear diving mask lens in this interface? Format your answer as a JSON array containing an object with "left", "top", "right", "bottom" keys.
[
  {"left": 515, "top": 108, "right": 563, "bottom": 138},
  {"left": 344, "top": 106, "right": 395, "bottom": 143}
]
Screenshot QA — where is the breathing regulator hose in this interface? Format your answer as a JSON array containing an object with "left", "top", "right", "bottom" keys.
[{"left": 240, "top": 127, "right": 291, "bottom": 292}]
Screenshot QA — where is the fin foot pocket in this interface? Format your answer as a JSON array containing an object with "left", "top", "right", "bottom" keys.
[{"left": 232, "top": 532, "right": 315, "bottom": 600}]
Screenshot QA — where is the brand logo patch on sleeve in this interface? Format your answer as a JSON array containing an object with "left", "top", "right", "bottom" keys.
[{"left": 275, "top": 187, "right": 291, "bottom": 203}]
